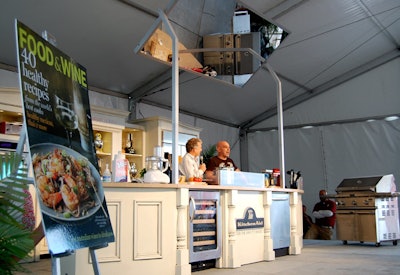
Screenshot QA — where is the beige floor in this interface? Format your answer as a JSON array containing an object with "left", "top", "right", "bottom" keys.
[{"left": 15, "top": 239, "right": 400, "bottom": 275}]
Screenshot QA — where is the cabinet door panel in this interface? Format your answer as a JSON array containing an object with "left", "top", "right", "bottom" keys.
[
  {"left": 356, "top": 212, "right": 376, "bottom": 242},
  {"left": 336, "top": 212, "right": 357, "bottom": 241}
]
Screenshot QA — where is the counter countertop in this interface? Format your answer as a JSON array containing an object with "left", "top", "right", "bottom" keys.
[{"left": 102, "top": 182, "right": 304, "bottom": 193}]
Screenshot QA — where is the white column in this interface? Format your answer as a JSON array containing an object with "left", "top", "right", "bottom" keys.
[
  {"left": 263, "top": 190, "right": 275, "bottom": 261},
  {"left": 289, "top": 192, "right": 302, "bottom": 255},
  {"left": 227, "top": 189, "right": 240, "bottom": 268},
  {"left": 175, "top": 188, "right": 190, "bottom": 275}
]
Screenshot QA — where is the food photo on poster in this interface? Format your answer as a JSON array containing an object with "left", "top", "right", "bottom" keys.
[
  {"left": 15, "top": 20, "right": 114, "bottom": 255},
  {"left": 31, "top": 143, "right": 105, "bottom": 221}
]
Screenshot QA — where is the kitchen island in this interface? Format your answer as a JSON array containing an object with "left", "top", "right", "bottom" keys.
[{"left": 60, "top": 182, "right": 303, "bottom": 275}]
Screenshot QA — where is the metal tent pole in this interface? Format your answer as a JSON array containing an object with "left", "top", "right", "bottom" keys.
[
  {"left": 264, "top": 63, "right": 285, "bottom": 188},
  {"left": 158, "top": 10, "right": 179, "bottom": 184}
]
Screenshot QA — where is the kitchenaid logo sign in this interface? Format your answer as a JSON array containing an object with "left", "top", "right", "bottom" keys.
[{"left": 236, "top": 207, "right": 264, "bottom": 229}]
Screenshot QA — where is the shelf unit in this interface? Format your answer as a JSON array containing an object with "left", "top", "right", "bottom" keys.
[
  {"left": 122, "top": 125, "right": 145, "bottom": 175},
  {"left": 0, "top": 88, "right": 42, "bottom": 260},
  {"left": 90, "top": 105, "right": 145, "bottom": 180},
  {"left": 92, "top": 120, "right": 145, "bottom": 180},
  {"left": 0, "top": 88, "right": 24, "bottom": 150},
  {"left": 131, "top": 116, "right": 201, "bottom": 158}
]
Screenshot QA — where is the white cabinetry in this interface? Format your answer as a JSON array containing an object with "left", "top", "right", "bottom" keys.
[
  {"left": 0, "top": 88, "right": 42, "bottom": 260},
  {"left": 122, "top": 124, "right": 145, "bottom": 174},
  {"left": 92, "top": 120, "right": 123, "bottom": 176},
  {"left": 91, "top": 106, "right": 145, "bottom": 178},
  {"left": 0, "top": 88, "right": 23, "bottom": 148},
  {"left": 131, "top": 116, "right": 201, "bottom": 157}
]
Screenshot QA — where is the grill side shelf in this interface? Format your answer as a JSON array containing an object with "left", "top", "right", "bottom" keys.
[
  {"left": 329, "top": 192, "right": 400, "bottom": 199},
  {"left": 336, "top": 206, "right": 376, "bottom": 211}
]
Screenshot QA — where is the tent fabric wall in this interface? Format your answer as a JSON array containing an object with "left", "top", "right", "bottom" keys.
[
  {"left": 323, "top": 120, "right": 400, "bottom": 186},
  {"left": 247, "top": 118, "right": 400, "bottom": 211},
  {"left": 248, "top": 127, "right": 327, "bottom": 210},
  {"left": 252, "top": 58, "right": 400, "bottom": 129}
]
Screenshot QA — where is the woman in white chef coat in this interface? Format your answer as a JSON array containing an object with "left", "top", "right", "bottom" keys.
[{"left": 179, "top": 138, "right": 206, "bottom": 181}]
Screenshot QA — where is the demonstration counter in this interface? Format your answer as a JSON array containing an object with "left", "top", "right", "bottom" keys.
[{"left": 60, "top": 181, "right": 304, "bottom": 275}]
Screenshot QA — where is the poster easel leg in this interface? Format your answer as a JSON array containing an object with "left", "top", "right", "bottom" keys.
[
  {"left": 50, "top": 250, "right": 75, "bottom": 275},
  {"left": 90, "top": 247, "right": 101, "bottom": 275},
  {"left": 51, "top": 255, "right": 61, "bottom": 275}
]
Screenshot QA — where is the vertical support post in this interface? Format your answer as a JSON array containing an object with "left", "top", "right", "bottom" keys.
[
  {"left": 13, "top": 124, "right": 27, "bottom": 177},
  {"left": 265, "top": 63, "right": 285, "bottom": 189},
  {"left": 158, "top": 10, "right": 179, "bottom": 184}
]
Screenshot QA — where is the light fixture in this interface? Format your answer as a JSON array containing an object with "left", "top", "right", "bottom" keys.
[{"left": 384, "top": 116, "right": 399, "bottom": 121}]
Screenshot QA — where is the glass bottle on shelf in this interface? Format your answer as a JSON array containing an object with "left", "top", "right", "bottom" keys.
[
  {"left": 124, "top": 133, "right": 135, "bottom": 154},
  {"left": 130, "top": 162, "right": 138, "bottom": 181},
  {"left": 103, "top": 163, "right": 112, "bottom": 182}
]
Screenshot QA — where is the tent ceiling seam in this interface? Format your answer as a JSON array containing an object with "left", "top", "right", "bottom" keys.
[
  {"left": 357, "top": 0, "right": 400, "bottom": 47},
  {"left": 240, "top": 51, "right": 399, "bottom": 130},
  {"left": 276, "top": 4, "right": 400, "bottom": 51},
  {"left": 262, "top": 0, "right": 309, "bottom": 21},
  {"left": 246, "top": 112, "right": 400, "bottom": 133},
  {"left": 138, "top": 99, "right": 240, "bottom": 128}
]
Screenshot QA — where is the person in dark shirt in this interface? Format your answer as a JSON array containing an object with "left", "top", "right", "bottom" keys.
[
  {"left": 305, "top": 189, "right": 336, "bottom": 240},
  {"left": 205, "top": 140, "right": 239, "bottom": 185}
]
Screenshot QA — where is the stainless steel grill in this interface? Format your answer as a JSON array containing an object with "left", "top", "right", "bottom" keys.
[{"left": 333, "top": 174, "right": 400, "bottom": 246}]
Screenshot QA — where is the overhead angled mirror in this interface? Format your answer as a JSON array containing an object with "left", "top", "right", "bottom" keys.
[{"left": 136, "top": 1, "right": 288, "bottom": 87}]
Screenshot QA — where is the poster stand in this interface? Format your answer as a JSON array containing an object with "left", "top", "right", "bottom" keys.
[
  {"left": 89, "top": 243, "right": 109, "bottom": 275},
  {"left": 16, "top": 127, "right": 104, "bottom": 275},
  {"left": 49, "top": 246, "right": 104, "bottom": 275}
]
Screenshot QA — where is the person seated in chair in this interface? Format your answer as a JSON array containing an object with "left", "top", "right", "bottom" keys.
[{"left": 305, "top": 189, "right": 336, "bottom": 240}]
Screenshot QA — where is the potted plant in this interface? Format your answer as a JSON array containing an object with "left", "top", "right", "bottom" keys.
[
  {"left": 0, "top": 152, "right": 34, "bottom": 274},
  {"left": 201, "top": 144, "right": 217, "bottom": 166}
]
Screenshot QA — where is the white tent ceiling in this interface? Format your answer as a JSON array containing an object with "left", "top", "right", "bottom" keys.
[{"left": 1, "top": 0, "right": 399, "bottom": 129}]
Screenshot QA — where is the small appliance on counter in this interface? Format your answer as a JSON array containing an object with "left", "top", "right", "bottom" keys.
[{"left": 143, "top": 146, "right": 170, "bottom": 183}]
